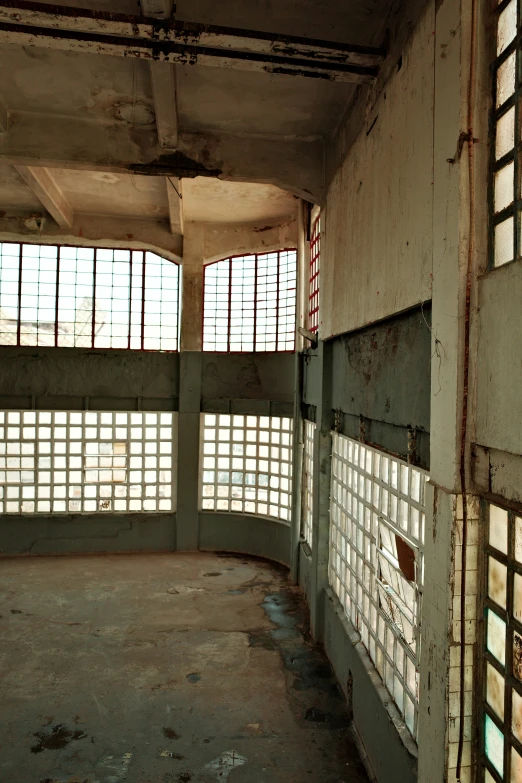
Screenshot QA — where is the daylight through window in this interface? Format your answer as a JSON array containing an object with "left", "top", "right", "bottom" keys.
[
  {"left": 0, "top": 243, "right": 180, "bottom": 350},
  {"left": 0, "top": 411, "right": 177, "bottom": 514},
  {"left": 203, "top": 250, "right": 297, "bottom": 352},
  {"left": 200, "top": 413, "right": 293, "bottom": 521}
]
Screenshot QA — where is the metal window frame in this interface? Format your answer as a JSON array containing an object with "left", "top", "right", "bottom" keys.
[
  {"left": 489, "top": 0, "right": 521, "bottom": 270},
  {"left": 202, "top": 248, "right": 297, "bottom": 353},
  {"left": 0, "top": 241, "right": 181, "bottom": 351},
  {"left": 199, "top": 412, "right": 294, "bottom": 522},
  {"left": 328, "top": 432, "right": 428, "bottom": 740},
  {"left": 308, "top": 216, "right": 320, "bottom": 333},
  {"left": 480, "top": 499, "right": 522, "bottom": 781},
  {"left": 0, "top": 409, "right": 177, "bottom": 514}
]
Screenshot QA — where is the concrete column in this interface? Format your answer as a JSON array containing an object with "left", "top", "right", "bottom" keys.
[
  {"left": 290, "top": 200, "right": 306, "bottom": 582},
  {"left": 309, "top": 338, "right": 333, "bottom": 640},
  {"left": 418, "top": 0, "right": 483, "bottom": 776},
  {"left": 176, "top": 224, "right": 204, "bottom": 550}
]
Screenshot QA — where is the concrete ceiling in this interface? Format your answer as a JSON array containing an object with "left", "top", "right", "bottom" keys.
[{"left": 0, "top": 0, "right": 390, "bottom": 243}]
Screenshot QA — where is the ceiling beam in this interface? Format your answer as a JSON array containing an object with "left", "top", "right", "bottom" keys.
[
  {"left": 0, "top": 2, "right": 384, "bottom": 83},
  {"left": 165, "top": 176, "right": 183, "bottom": 236},
  {"left": 14, "top": 165, "right": 73, "bottom": 227},
  {"left": 0, "top": 213, "right": 183, "bottom": 263},
  {"left": 149, "top": 61, "right": 179, "bottom": 149},
  {"left": 141, "top": 0, "right": 179, "bottom": 150},
  {"left": 0, "top": 113, "right": 324, "bottom": 203}
]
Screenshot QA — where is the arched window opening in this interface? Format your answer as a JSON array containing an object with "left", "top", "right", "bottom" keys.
[
  {"left": 0, "top": 243, "right": 180, "bottom": 351},
  {"left": 203, "top": 249, "right": 297, "bottom": 352}
]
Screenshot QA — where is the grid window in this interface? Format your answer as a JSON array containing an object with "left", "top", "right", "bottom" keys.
[
  {"left": 491, "top": 0, "right": 519, "bottom": 267},
  {"left": 0, "top": 243, "right": 180, "bottom": 350},
  {"left": 200, "top": 413, "right": 293, "bottom": 522},
  {"left": 0, "top": 411, "right": 177, "bottom": 513},
  {"left": 203, "top": 250, "right": 297, "bottom": 352},
  {"left": 329, "top": 433, "right": 427, "bottom": 738},
  {"left": 302, "top": 420, "right": 315, "bottom": 548},
  {"left": 309, "top": 216, "right": 321, "bottom": 333},
  {"left": 481, "top": 501, "right": 522, "bottom": 781}
]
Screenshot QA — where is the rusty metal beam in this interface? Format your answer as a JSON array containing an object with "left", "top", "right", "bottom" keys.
[{"left": 0, "top": 1, "right": 384, "bottom": 83}]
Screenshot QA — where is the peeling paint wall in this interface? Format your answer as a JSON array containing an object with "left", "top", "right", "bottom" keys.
[
  {"left": 321, "top": 2, "right": 435, "bottom": 340},
  {"left": 201, "top": 352, "right": 295, "bottom": 406},
  {"left": 0, "top": 347, "right": 180, "bottom": 410},
  {"left": 302, "top": 307, "right": 431, "bottom": 466}
]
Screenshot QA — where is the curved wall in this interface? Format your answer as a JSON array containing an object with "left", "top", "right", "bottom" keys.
[{"left": 198, "top": 512, "right": 291, "bottom": 567}]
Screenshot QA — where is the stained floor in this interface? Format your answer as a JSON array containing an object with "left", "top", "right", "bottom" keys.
[{"left": 0, "top": 552, "right": 368, "bottom": 783}]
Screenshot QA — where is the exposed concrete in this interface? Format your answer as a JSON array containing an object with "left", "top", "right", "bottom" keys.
[
  {"left": 0, "top": 347, "right": 180, "bottom": 409},
  {"left": 476, "top": 261, "right": 522, "bottom": 457},
  {"left": 201, "top": 218, "right": 298, "bottom": 265},
  {"left": 321, "top": 1, "right": 434, "bottom": 340},
  {"left": 0, "top": 514, "right": 175, "bottom": 555},
  {"left": 417, "top": 484, "right": 453, "bottom": 783},
  {"left": 473, "top": 444, "right": 522, "bottom": 506},
  {"left": 323, "top": 589, "right": 417, "bottom": 783},
  {"left": 330, "top": 307, "right": 431, "bottom": 434},
  {"left": 0, "top": 213, "right": 184, "bottom": 263},
  {"left": 176, "top": 351, "right": 202, "bottom": 551},
  {"left": 0, "top": 111, "right": 325, "bottom": 202},
  {"left": 0, "top": 552, "right": 369, "bottom": 783},
  {"left": 199, "top": 513, "right": 291, "bottom": 567},
  {"left": 201, "top": 353, "right": 295, "bottom": 404},
  {"left": 302, "top": 307, "right": 431, "bottom": 467},
  {"left": 298, "top": 541, "right": 313, "bottom": 607},
  {"left": 14, "top": 165, "right": 74, "bottom": 228},
  {"left": 309, "top": 339, "right": 333, "bottom": 641}
]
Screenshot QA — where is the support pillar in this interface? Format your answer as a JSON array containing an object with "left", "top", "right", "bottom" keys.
[{"left": 176, "top": 223, "right": 204, "bottom": 551}]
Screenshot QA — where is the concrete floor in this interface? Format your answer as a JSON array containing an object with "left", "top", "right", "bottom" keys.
[{"left": 0, "top": 552, "right": 368, "bottom": 783}]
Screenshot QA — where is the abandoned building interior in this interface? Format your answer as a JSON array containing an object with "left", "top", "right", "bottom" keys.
[{"left": 0, "top": 0, "right": 519, "bottom": 781}]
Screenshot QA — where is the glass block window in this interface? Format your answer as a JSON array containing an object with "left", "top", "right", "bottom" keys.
[
  {"left": 491, "top": 0, "right": 519, "bottom": 267},
  {"left": 302, "top": 420, "right": 315, "bottom": 548},
  {"left": 309, "top": 216, "right": 321, "bottom": 333},
  {"left": 203, "top": 250, "right": 297, "bottom": 352},
  {"left": 482, "top": 500, "right": 522, "bottom": 781},
  {"left": 0, "top": 243, "right": 180, "bottom": 350},
  {"left": 0, "top": 411, "right": 177, "bottom": 513},
  {"left": 329, "top": 433, "right": 427, "bottom": 738},
  {"left": 200, "top": 414, "right": 293, "bottom": 521}
]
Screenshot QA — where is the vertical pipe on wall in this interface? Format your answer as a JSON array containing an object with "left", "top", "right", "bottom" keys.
[{"left": 290, "top": 199, "right": 306, "bottom": 582}]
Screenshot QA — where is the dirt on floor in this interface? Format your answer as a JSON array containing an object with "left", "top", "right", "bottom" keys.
[{"left": 0, "top": 551, "right": 368, "bottom": 783}]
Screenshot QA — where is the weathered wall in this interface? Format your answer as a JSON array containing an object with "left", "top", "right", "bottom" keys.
[
  {"left": 199, "top": 513, "right": 291, "bottom": 566},
  {"left": 321, "top": 2, "right": 434, "bottom": 340},
  {"left": 323, "top": 590, "right": 417, "bottom": 783},
  {"left": 201, "top": 352, "right": 295, "bottom": 406},
  {"left": 0, "top": 514, "right": 176, "bottom": 555},
  {"left": 476, "top": 262, "right": 522, "bottom": 457},
  {"left": 0, "top": 347, "right": 180, "bottom": 410},
  {"left": 302, "top": 307, "right": 431, "bottom": 466}
]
